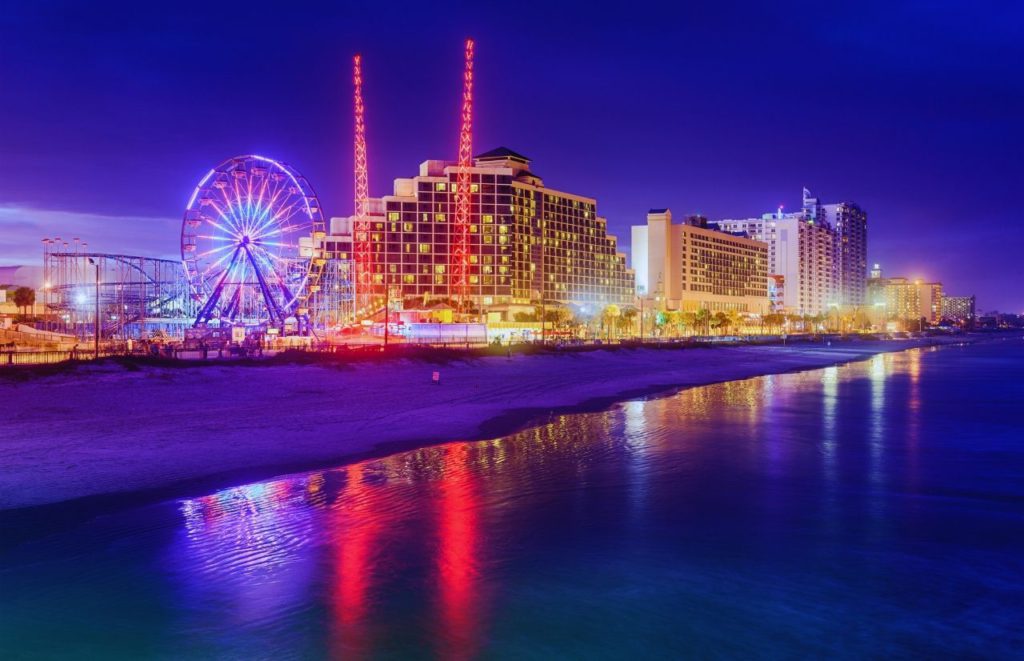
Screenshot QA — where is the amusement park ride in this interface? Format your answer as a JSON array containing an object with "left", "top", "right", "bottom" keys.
[{"left": 181, "top": 154, "right": 327, "bottom": 335}]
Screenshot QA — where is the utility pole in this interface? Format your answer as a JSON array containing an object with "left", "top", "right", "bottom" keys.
[{"left": 88, "top": 257, "right": 99, "bottom": 359}]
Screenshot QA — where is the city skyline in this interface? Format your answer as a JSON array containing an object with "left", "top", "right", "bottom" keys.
[{"left": 1, "top": 1, "right": 1021, "bottom": 310}]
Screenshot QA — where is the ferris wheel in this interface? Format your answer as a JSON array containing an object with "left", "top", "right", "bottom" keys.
[{"left": 181, "top": 155, "right": 325, "bottom": 328}]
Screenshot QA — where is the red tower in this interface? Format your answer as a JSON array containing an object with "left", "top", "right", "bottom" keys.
[
  {"left": 353, "top": 54, "right": 372, "bottom": 306},
  {"left": 451, "top": 38, "right": 475, "bottom": 306}
]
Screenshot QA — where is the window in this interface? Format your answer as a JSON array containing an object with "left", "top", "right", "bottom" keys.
[
  {"left": 435, "top": 182, "right": 447, "bottom": 191},
  {"left": 418, "top": 244, "right": 431, "bottom": 253},
  {"left": 388, "top": 212, "right": 400, "bottom": 221}
]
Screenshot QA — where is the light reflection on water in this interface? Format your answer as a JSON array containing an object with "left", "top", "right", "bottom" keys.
[{"left": 2, "top": 343, "right": 1023, "bottom": 658}]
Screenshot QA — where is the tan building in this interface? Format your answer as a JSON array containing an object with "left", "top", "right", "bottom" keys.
[
  {"left": 867, "top": 272, "right": 944, "bottom": 325},
  {"left": 632, "top": 210, "right": 769, "bottom": 314}
]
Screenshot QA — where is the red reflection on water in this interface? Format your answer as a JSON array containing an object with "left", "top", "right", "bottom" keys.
[
  {"left": 331, "top": 464, "right": 381, "bottom": 658},
  {"left": 436, "top": 443, "right": 481, "bottom": 661}
]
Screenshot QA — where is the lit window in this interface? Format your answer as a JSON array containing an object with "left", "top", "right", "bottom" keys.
[
  {"left": 419, "top": 244, "right": 431, "bottom": 253},
  {"left": 435, "top": 183, "right": 447, "bottom": 191},
  {"left": 388, "top": 212, "right": 400, "bottom": 221}
]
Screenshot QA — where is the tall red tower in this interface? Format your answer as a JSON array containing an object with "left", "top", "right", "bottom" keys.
[
  {"left": 353, "top": 54, "right": 372, "bottom": 306},
  {"left": 451, "top": 38, "right": 474, "bottom": 306}
]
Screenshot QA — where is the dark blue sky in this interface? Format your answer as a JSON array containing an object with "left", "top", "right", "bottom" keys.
[{"left": 1, "top": 1, "right": 1021, "bottom": 310}]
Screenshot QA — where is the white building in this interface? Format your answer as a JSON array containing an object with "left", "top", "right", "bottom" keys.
[{"left": 715, "top": 188, "right": 863, "bottom": 316}]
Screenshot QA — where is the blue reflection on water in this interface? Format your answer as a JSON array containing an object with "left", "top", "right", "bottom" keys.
[{"left": 2, "top": 341, "right": 1024, "bottom": 657}]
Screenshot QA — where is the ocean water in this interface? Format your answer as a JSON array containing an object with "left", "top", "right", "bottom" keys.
[{"left": 2, "top": 340, "right": 1023, "bottom": 658}]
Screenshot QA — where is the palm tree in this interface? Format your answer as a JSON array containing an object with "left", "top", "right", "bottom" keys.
[
  {"left": 664, "top": 311, "right": 681, "bottom": 337},
  {"left": 621, "top": 307, "right": 638, "bottom": 338},
  {"left": 13, "top": 287, "right": 35, "bottom": 319},
  {"left": 726, "top": 310, "right": 742, "bottom": 336},
  {"left": 601, "top": 304, "right": 621, "bottom": 341},
  {"left": 695, "top": 308, "right": 711, "bottom": 337},
  {"left": 679, "top": 311, "right": 696, "bottom": 337}
]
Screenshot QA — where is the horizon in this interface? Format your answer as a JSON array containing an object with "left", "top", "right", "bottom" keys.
[{"left": 1, "top": 1, "right": 1021, "bottom": 311}]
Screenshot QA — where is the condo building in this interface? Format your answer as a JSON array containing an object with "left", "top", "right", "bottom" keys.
[
  {"left": 823, "top": 201, "right": 868, "bottom": 307},
  {"left": 940, "top": 295, "right": 976, "bottom": 325},
  {"left": 867, "top": 269, "right": 944, "bottom": 324},
  {"left": 715, "top": 188, "right": 866, "bottom": 315},
  {"left": 631, "top": 209, "right": 769, "bottom": 314},
  {"left": 322, "top": 148, "right": 633, "bottom": 318}
]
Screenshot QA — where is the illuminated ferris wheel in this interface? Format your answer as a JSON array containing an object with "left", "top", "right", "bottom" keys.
[{"left": 181, "top": 155, "right": 325, "bottom": 328}]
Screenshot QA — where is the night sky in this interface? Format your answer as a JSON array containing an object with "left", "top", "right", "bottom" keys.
[{"left": 1, "top": 1, "right": 1021, "bottom": 310}]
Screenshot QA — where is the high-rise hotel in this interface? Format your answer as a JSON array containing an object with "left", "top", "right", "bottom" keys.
[
  {"left": 631, "top": 210, "right": 769, "bottom": 314},
  {"left": 715, "top": 189, "right": 867, "bottom": 315},
  {"left": 321, "top": 148, "right": 634, "bottom": 317}
]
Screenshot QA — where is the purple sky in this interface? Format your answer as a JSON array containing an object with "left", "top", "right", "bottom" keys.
[{"left": 1, "top": 1, "right": 1021, "bottom": 311}]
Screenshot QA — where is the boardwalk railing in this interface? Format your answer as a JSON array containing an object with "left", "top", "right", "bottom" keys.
[{"left": 0, "top": 349, "right": 121, "bottom": 366}]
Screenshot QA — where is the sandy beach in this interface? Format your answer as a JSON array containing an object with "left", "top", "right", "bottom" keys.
[{"left": 0, "top": 338, "right": 964, "bottom": 511}]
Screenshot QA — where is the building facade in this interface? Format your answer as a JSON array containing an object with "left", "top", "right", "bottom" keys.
[
  {"left": 632, "top": 209, "right": 769, "bottom": 314},
  {"left": 715, "top": 188, "right": 866, "bottom": 315},
  {"left": 323, "top": 148, "right": 634, "bottom": 319},
  {"left": 867, "top": 273, "right": 944, "bottom": 325},
  {"left": 823, "top": 201, "right": 868, "bottom": 307},
  {"left": 941, "top": 295, "right": 976, "bottom": 325}
]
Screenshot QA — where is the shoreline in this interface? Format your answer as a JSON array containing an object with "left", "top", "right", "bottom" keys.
[{"left": 0, "top": 336, "right": 983, "bottom": 537}]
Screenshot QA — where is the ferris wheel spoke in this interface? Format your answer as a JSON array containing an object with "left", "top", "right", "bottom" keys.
[
  {"left": 194, "top": 246, "right": 243, "bottom": 325},
  {"left": 242, "top": 246, "right": 285, "bottom": 323},
  {"left": 201, "top": 245, "right": 243, "bottom": 278},
  {"left": 194, "top": 243, "right": 237, "bottom": 261},
  {"left": 250, "top": 195, "right": 301, "bottom": 238},
  {"left": 253, "top": 240, "right": 297, "bottom": 250},
  {"left": 254, "top": 223, "right": 303, "bottom": 241},
  {"left": 195, "top": 235, "right": 237, "bottom": 242},
  {"left": 217, "top": 185, "right": 247, "bottom": 236},
  {"left": 205, "top": 200, "right": 244, "bottom": 239},
  {"left": 249, "top": 242, "right": 292, "bottom": 267}
]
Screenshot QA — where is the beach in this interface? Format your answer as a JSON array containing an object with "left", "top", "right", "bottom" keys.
[{"left": 0, "top": 338, "right": 963, "bottom": 511}]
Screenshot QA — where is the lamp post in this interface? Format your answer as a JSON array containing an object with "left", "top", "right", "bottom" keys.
[
  {"left": 88, "top": 257, "right": 99, "bottom": 359},
  {"left": 637, "top": 285, "right": 645, "bottom": 343}
]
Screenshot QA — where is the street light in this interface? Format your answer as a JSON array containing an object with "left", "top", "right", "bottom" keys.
[
  {"left": 87, "top": 257, "right": 99, "bottom": 359},
  {"left": 637, "top": 285, "right": 646, "bottom": 342}
]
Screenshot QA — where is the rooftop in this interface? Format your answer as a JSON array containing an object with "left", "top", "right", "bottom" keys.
[{"left": 475, "top": 146, "right": 530, "bottom": 164}]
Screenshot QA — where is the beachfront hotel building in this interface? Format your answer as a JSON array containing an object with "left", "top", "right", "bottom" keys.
[
  {"left": 631, "top": 209, "right": 769, "bottom": 314},
  {"left": 867, "top": 268, "right": 944, "bottom": 324},
  {"left": 715, "top": 188, "right": 866, "bottom": 315},
  {"left": 941, "top": 295, "right": 976, "bottom": 325},
  {"left": 319, "top": 148, "right": 634, "bottom": 318}
]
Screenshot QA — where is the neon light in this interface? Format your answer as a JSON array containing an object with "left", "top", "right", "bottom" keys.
[
  {"left": 353, "top": 54, "right": 373, "bottom": 306},
  {"left": 451, "top": 38, "right": 475, "bottom": 305}
]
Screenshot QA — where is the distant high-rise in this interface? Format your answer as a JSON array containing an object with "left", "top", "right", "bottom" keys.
[
  {"left": 823, "top": 201, "right": 868, "bottom": 307},
  {"left": 941, "top": 295, "right": 976, "bottom": 325},
  {"left": 867, "top": 274, "right": 944, "bottom": 325},
  {"left": 716, "top": 188, "right": 867, "bottom": 314}
]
